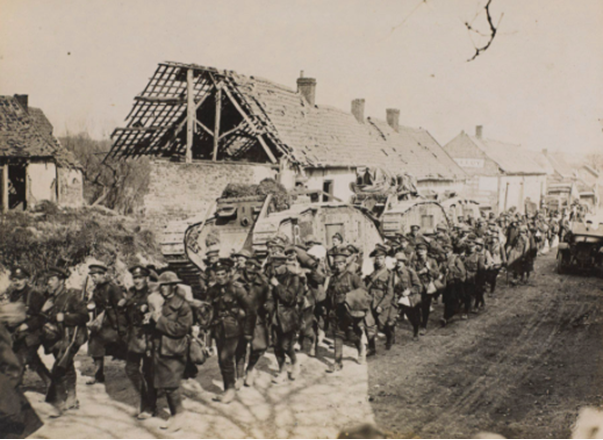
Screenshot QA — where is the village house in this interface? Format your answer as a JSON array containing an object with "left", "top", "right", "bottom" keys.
[
  {"left": 107, "top": 62, "right": 466, "bottom": 231},
  {"left": 0, "top": 94, "right": 84, "bottom": 211},
  {"left": 443, "top": 126, "right": 547, "bottom": 214}
]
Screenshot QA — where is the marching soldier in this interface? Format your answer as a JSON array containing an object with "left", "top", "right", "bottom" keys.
[
  {"left": 266, "top": 252, "right": 304, "bottom": 383},
  {"left": 412, "top": 243, "right": 439, "bottom": 334},
  {"left": 392, "top": 252, "right": 422, "bottom": 339},
  {"left": 231, "top": 249, "right": 251, "bottom": 282},
  {"left": 7, "top": 267, "right": 51, "bottom": 388},
  {"left": 199, "top": 248, "right": 220, "bottom": 296},
  {"left": 366, "top": 245, "right": 396, "bottom": 354},
  {"left": 86, "top": 263, "right": 126, "bottom": 385},
  {"left": 462, "top": 240, "right": 484, "bottom": 317},
  {"left": 207, "top": 262, "right": 253, "bottom": 404},
  {"left": 473, "top": 238, "right": 491, "bottom": 310},
  {"left": 150, "top": 272, "right": 193, "bottom": 430},
  {"left": 123, "top": 265, "right": 156, "bottom": 420},
  {"left": 487, "top": 234, "right": 507, "bottom": 296},
  {"left": 236, "top": 256, "right": 270, "bottom": 388},
  {"left": 300, "top": 253, "right": 327, "bottom": 357},
  {"left": 440, "top": 244, "right": 466, "bottom": 326},
  {"left": 325, "top": 248, "right": 367, "bottom": 372},
  {"left": 41, "top": 267, "right": 89, "bottom": 418}
]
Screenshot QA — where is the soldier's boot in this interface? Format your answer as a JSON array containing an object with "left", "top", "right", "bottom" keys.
[
  {"left": 308, "top": 343, "right": 317, "bottom": 358},
  {"left": 212, "top": 388, "right": 237, "bottom": 404},
  {"left": 385, "top": 329, "right": 395, "bottom": 350},
  {"left": 48, "top": 405, "right": 64, "bottom": 419},
  {"left": 326, "top": 361, "right": 343, "bottom": 373},
  {"left": 87, "top": 357, "right": 105, "bottom": 385},
  {"left": 357, "top": 340, "right": 366, "bottom": 365},
  {"left": 289, "top": 361, "right": 300, "bottom": 381},
  {"left": 317, "top": 328, "right": 325, "bottom": 346},
  {"left": 244, "top": 369, "right": 256, "bottom": 387},
  {"left": 66, "top": 390, "right": 79, "bottom": 410},
  {"left": 272, "top": 367, "right": 288, "bottom": 384},
  {"left": 235, "top": 378, "right": 244, "bottom": 390},
  {"left": 367, "top": 338, "right": 377, "bottom": 357}
]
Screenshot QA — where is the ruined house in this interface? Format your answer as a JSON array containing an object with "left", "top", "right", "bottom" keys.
[
  {"left": 0, "top": 95, "right": 84, "bottom": 211},
  {"left": 444, "top": 126, "right": 547, "bottom": 214},
  {"left": 108, "top": 62, "right": 466, "bottom": 230}
]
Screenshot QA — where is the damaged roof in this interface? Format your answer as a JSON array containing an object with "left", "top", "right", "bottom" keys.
[
  {"left": 0, "top": 96, "right": 80, "bottom": 168},
  {"left": 109, "top": 62, "right": 466, "bottom": 182}
]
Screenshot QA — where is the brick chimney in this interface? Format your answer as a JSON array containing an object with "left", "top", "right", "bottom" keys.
[
  {"left": 14, "top": 94, "right": 28, "bottom": 113},
  {"left": 297, "top": 71, "right": 316, "bottom": 106},
  {"left": 351, "top": 99, "right": 365, "bottom": 123},
  {"left": 386, "top": 108, "right": 400, "bottom": 132},
  {"left": 475, "top": 125, "right": 483, "bottom": 139}
]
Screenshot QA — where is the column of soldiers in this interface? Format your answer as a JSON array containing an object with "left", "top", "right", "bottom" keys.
[{"left": 0, "top": 209, "right": 560, "bottom": 432}]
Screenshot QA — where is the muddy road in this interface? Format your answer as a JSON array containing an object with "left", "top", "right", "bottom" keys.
[{"left": 369, "top": 252, "right": 603, "bottom": 438}]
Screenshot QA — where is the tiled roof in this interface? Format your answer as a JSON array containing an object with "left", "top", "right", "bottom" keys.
[
  {"left": 0, "top": 96, "right": 80, "bottom": 168},
  {"left": 469, "top": 136, "right": 546, "bottom": 175},
  {"left": 230, "top": 71, "right": 465, "bottom": 180},
  {"left": 543, "top": 151, "right": 575, "bottom": 178}
]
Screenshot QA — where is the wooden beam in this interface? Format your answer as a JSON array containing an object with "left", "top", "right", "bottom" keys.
[
  {"left": 256, "top": 134, "right": 278, "bottom": 164},
  {"left": 134, "top": 96, "right": 186, "bottom": 104},
  {"left": 195, "top": 120, "right": 214, "bottom": 137},
  {"left": 218, "top": 120, "right": 246, "bottom": 140},
  {"left": 221, "top": 86, "right": 258, "bottom": 135},
  {"left": 116, "top": 126, "right": 168, "bottom": 132},
  {"left": 168, "top": 92, "right": 210, "bottom": 145},
  {"left": 186, "top": 68, "right": 195, "bottom": 163},
  {"left": 1, "top": 164, "right": 8, "bottom": 213},
  {"left": 212, "top": 87, "right": 222, "bottom": 161}
]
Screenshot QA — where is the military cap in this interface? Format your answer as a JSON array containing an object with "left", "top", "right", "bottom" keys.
[
  {"left": 489, "top": 212, "right": 496, "bottom": 218},
  {"left": 332, "top": 246, "right": 351, "bottom": 260},
  {"left": 436, "top": 224, "right": 447, "bottom": 232},
  {"left": 416, "top": 242, "right": 428, "bottom": 251},
  {"left": 129, "top": 265, "right": 150, "bottom": 278},
  {"left": 46, "top": 266, "right": 69, "bottom": 279},
  {"left": 232, "top": 249, "right": 251, "bottom": 259},
  {"left": 212, "top": 261, "right": 230, "bottom": 273},
  {"left": 10, "top": 267, "right": 30, "bottom": 280},
  {"left": 369, "top": 243, "right": 389, "bottom": 257},
  {"left": 205, "top": 248, "right": 219, "bottom": 257},
  {"left": 332, "top": 232, "right": 343, "bottom": 242},
  {"left": 347, "top": 244, "right": 360, "bottom": 254},
  {"left": 474, "top": 238, "right": 485, "bottom": 246},
  {"left": 157, "top": 271, "right": 182, "bottom": 285},
  {"left": 305, "top": 234, "right": 321, "bottom": 245},
  {"left": 147, "top": 266, "right": 159, "bottom": 282},
  {"left": 88, "top": 263, "right": 108, "bottom": 275},
  {"left": 394, "top": 252, "right": 409, "bottom": 262},
  {"left": 467, "top": 233, "right": 477, "bottom": 240},
  {"left": 410, "top": 224, "right": 421, "bottom": 231}
]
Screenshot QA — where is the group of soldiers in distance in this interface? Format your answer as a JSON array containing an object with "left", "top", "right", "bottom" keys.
[{"left": 0, "top": 207, "right": 567, "bottom": 432}]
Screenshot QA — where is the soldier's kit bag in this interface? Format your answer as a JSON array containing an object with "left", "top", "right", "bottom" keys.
[
  {"left": 433, "top": 275, "right": 446, "bottom": 291},
  {"left": 344, "top": 287, "right": 371, "bottom": 318},
  {"left": 398, "top": 289, "right": 422, "bottom": 307},
  {"left": 87, "top": 310, "right": 119, "bottom": 344},
  {"left": 188, "top": 335, "right": 208, "bottom": 365},
  {"left": 426, "top": 280, "right": 438, "bottom": 295}
]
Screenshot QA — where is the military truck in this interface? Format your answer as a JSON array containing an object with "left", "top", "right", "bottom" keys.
[{"left": 557, "top": 222, "right": 603, "bottom": 274}]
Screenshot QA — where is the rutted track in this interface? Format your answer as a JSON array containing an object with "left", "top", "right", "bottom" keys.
[{"left": 368, "top": 252, "right": 603, "bottom": 438}]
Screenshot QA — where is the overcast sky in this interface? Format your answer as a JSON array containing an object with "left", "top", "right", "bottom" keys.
[{"left": 1, "top": 0, "right": 602, "bottom": 155}]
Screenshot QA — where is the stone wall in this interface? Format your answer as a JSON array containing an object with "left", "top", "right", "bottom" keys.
[
  {"left": 57, "top": 167, "right": 85, "bottom": 207},
  {"left": 142, "top": 159, "right": 277, "bottom": 233}
]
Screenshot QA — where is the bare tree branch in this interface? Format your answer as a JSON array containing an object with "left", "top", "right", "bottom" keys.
[{"left": 466, "top": 0, "right": 504, "bottom": 62}]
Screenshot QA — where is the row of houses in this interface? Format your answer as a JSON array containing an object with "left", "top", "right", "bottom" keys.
[{"left": 2, "top": 61, "right": 598, "bottom": 226}]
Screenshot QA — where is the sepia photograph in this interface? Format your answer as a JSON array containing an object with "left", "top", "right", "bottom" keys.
[{"left": 0, "top": 0, "right": 602, "bottom": 438}]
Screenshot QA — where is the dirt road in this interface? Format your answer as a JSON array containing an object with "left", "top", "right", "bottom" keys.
[
  {"left": 20, "top": 251, "right": 603, "bottom": 438},
  {"left": 369, "top": 252, "right": 603, "bottom": 438}
]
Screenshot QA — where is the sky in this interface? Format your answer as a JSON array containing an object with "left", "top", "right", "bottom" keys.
[{"left": 1, "top": 0, "right": 602, "bottom": 155}]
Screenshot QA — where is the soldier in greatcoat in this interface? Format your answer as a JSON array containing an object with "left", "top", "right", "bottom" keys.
[
  {"left": 392, "top": 252, "right": 422, "bottom": 339},
  {"left": 86, "top": 263, "right": 127, "bottom": 385},
  {"left": 149, "top": 271, "right": 193, "bottom": 430},
  {"left": 123, "top": 265, "right": 156, "bottom": 420},
  {"left": 365, "top": 245, "right": 396, "bottom": 354},
  {"left": 411, "top": 243, "right": 440, "bottom": 334},
  {"left": 41, "top": 267, "right": 89, "bottom": 418},
  {"left": 462, "top": 240, "right": 485, "bottom": 318},
  {"left": 235, "top": 256, "right": 270, "bottom": 388},
  {"left": 207, "top": 262, "right": 253, "bottom": 404},
  {"left": 440, "top": 244, "right": 466, "bottom": 326},
  {"left": 6, "top": 267, "right": 51, "bottom": 389},
  {"left": 266, "top": 252, "right": 304, "bottom": 383}
]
